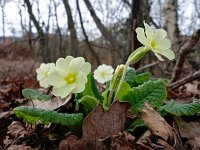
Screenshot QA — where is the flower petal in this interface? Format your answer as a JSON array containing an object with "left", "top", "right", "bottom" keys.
[
  {"left": 68, "top": 57, "right": 85, "bottom": 73},
  {"left": 153, "top": 29, "right": 167, "bottom": 40},
  {"left": 144, "top": 22, "right": 154, "bottom": 39},
  {"left": 72, "top": 72, "right": 87, "bottom": 93},
  {"left": 94, "top": 70, "right": 106, "bottom": 83},
  {"left": 135, "top": 27, "right": 148, "bottom": 45},
  {"left": 155, "top": 38, "right": 171, "bottom": 50},
  {"left": 156, "top": 49, "right": 175, "bottom": 60},
  {"left": 154, "top": 52, "right": 164, "bottom": 61},
  {"left": 48, "top": 70, "right": 66, "bottom": 87},
  {"left": 80, "top": 62, "right": 91, "bottom": 75},
  {"left": 39, "top": 79, "right": 49, "bottom": 88},
  {"left": 56, "top": 56, "right": 74, "bottom": 71},
  {"left": 52, "top": 84, "right": 75, "bottom": 98}
]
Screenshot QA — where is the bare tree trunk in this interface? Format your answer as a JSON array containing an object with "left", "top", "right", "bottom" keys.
[
  {"left": 127, "top": 0, "right": 140, "bottom": 60},
  {"left": 15, "top": 1, "right": 26, "bottom": 36},
  {"left": 45, "top": 0, "right": 53, "bottom": 60},
  {"left": 53, "top": 0, "right": 64, "bottom": 57},
  {"left": 76, "top": 0, "right": 100, "bottom": 65},
  {"left": 163, "top": 0, "right": 179, "bottom": 52},
  {"left": 62, "top": 0, "right": 78, "bottom": 56},
  {"left": 83, "top": 0, "right": 123, "bottom": 57},
  {"left": 0, "top": 0, "right": 6, "bottom": 43},
  {"left": 24, "top": 0, "right": 50, "bottom": 62}
]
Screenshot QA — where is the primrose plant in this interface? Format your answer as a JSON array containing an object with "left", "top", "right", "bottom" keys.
[{"left": 14, "top": 22, "right": 200, "bottom": 135}]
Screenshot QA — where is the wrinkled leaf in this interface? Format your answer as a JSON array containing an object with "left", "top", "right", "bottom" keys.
[
  {"left": 22, "top": 89, "right": 51, "bottom": 101},
  {"left": 78, "top": 95, "right": 99, "bottom": 115},
  {"left": 121, "top": 79, "right": 167, "bottom": 115},
  {"left": 14, "top": 106, "right": 83, "bottom": 133},
  {"left": 82, "top": 73, "right": 104, "bottom": 101},
  {"left": 124, "top": 68, "right": 151, "bottom": 87},
  {"left": 115, "top": 81, "right": 131, "bottom": 101},
  {"left": 159, "top": 99, "right": 200, "bottom": 116}
]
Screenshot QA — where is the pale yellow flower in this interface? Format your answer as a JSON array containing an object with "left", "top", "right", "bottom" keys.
[
  {"left": 135, "top": 22, "right": 175, "bottom": 61},
  {"left": 36, "top": 63, "right": 55, "bottom": 88},
  {"left": 48, "top": 56, "right": 91, "bottom": 98},
  {"left": 94, "top": 64, "right": 114, "bottom": 84}
]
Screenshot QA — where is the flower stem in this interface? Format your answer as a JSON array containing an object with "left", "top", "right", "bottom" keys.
[{"left": 107, "top": 89, "right": 113, "bottom": 106}]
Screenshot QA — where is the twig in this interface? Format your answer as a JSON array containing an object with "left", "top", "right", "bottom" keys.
[
  {"left": 171, "top": 29, "right": 200, "bottom": 83},
  {"left": 169, "top": 70, "right": 200, "bottom": 90},
  {"left": 136, "top": 61, "right": 159, "bottom": 72}
]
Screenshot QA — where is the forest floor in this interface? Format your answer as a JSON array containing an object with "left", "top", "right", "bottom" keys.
[{"left": 0, "top": 53, "right": 200, "bottom": 150}]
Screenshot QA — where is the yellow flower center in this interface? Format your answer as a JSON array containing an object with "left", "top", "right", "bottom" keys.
[
  {"left": 44, "top": 71, "right": 49, "bottom": 78},
  {"left": 100, "top": 71, "right": 107, "bottom": 78},
  {"left": 65, "top": 73, "right": 76, "bottom": 84},
  {"left": 150, "top": 41, "right": 156, "bottom": 49}
]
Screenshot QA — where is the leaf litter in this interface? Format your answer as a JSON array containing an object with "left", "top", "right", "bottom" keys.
[{"left": 0, "top": 76, "right": 200, "bottom": 149}]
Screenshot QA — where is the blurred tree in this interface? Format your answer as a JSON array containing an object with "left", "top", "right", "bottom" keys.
[
  {"left": 0, "top": 0, "right": 7, "bottom": 43},
  {"left": 163, "top": 0, "right": 180, "bottom": 52},
  {"left": 63, "top": 0, "right": 78, "bottom": 56},
  {"left": 52, "top": 0, "right": 64, "bottom": 57},
  {"left": 76, "top": 0, "right": 100, "bottom": 65},
  {"left": 24, "top": 0, "right": 50, "bottom": 62},
  {"left": 83, "top": 0, "right": 123, "bottom": 60}
]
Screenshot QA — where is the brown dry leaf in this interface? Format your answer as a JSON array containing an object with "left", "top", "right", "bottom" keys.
[
  {"left": 183, "top": 81, "right": 200, "bottom": 98},
  {"left": 8, "top": 121, "right": 29, "bottom": 139},
  {"left": 24, "top": 94, "right": 72, "bottom": 110},
  {"left": 139, "top": 102, "right": 174, "bottom": 142},
  {"left": 59, "top": 101, "right": 129, "bottom": 150},
  {"left": 102, "top": 131, "right": 135, "bottom": 150},
  {"left": 3, "top": 135, "right": 13, "bottom": 146},
  {"left": 174, "top": 117, "right": 200, "bottom": 148},
  {"left": 7, "top": 144, "right": 34, "bottom": 150}
]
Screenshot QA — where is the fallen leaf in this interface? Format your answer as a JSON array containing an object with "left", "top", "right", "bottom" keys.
[
  {"left": 175, "top": 117, "right": 200, "bottom": 148},
  {"left": 7, "top": 144, "right": 34, "bottom": 150},
  {"left": 157, "top": 139, "right": 175, "bottom": 150},
  {"left": 59, "top": 101, "right": 129, "bottom": 150},
  {"left": 8, "top": 121, "right": 29, "bottom": 139},
  {"left": 139, "top": 102, "right": 174, "bottom": 142},
  {"left": 24, "top": 94, "right": 72, "bottom": 110},
  {"left": 102, "top": 131, "right": 135, "bottom": 150}
]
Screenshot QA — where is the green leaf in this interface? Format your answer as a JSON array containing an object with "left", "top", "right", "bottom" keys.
[
  {"left": 158, "top": 100, "right": 200, "bottom": 116},
  {"left": 22, "top": 89, "right": 51, "bottom": 101},
  {"left": 14, "top": 106, "right": 83, "bottom": 133},
  {"left": 82, "top": 73, "right": 104, "bottom": 101},
  {"left": 115, "top": 81, "right": 131, "bottom": 101},
  {"left": 127, "top": 118, "right": 144, "bottom": 132},
  {"left": 124, "top": 68, "right": 151, "bottom": 87},
  {"left": 121, "top": 79, "right": 167, "bottom": 115},
  {"left": 78, "top": 95, "right": 99, "bottom": 115}
]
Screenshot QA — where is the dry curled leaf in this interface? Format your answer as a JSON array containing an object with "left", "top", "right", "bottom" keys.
[
  {"left": 7, "top": 144, "right": 34, "bottom": 150},
  {"left": 59, "top": 101, "right": 129, "bottom": 150},
  {"left": 139, "top": 102, "right": 174, "bottom": 143},
  {"left": 8, "top": 121, "right": 28, "bottom": 139},
  {"left": 175, "top": 117, "right": 200, "bottom": 149},
  {"left": 102, "top": 131, "right": 135, "bottom": 150},
  {"left": 139, "top": 102, "right": 174, "bottom": 141}
]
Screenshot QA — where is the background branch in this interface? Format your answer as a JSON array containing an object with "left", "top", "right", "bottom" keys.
[
  {"left": 169, "top": 70, "right": 200, "bottom": 90},
  {"left": 171, "top": 29, "right": 200, "bottom": 82}
]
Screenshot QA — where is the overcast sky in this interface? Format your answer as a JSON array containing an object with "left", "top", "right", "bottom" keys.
[{"left": 0, "top": 0, "right": 196, "bottom": 37}]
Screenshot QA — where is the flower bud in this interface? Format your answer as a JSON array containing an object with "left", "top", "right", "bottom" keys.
[
  {"left": 127, "top": 47, "right": 149, "bottom": 65},
  {"left": 114, "top": 64, "right": 125, "bottom": 77}
]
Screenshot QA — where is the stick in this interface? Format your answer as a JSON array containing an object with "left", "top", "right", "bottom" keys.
[
  {"left": 169, "top": 70, "right": 200, "bottom": 90},
  {"left": 171, "top": 29, "right": 200, "bottom": 83}
]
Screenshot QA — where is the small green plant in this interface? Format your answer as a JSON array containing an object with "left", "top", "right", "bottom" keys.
[{"left": 14, "top": 21, "right": 200, "bottom": 136}]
